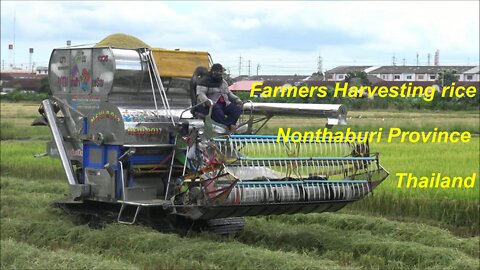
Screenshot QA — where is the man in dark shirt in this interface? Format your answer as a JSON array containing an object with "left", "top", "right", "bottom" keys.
[{"left": 196, "top": 63, "right": 242, "bottom": 131}]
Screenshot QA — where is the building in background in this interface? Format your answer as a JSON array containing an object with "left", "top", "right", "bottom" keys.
[
  {"left": 324, "top": 65, "right": 479, "bottom": 82},
  {"left": 0, "top": 69, "right": 46, "bottom": 93},
  {"left": 324, "top": 66, "right": 374, "bottom": 81}
]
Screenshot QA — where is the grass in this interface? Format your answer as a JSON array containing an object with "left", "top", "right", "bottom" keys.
[
  {"left": 0, "top": 176, "right": 343, "bottom": 269},
  {"left": 1, "top": 239, "right": 138, "bottom": 270},
  {"left": 370, "top": 137, "right": 479, "bottom": 201},
  {"left": 1, "top": 141, "right": 64, "bottom": 181},
  {"left": 259, "top": 110, "right": 480, "bottom": 133},
  {"left": 1, "top": 174, "right": 478, "bottom": 269},
  {"left": 0, "top": 102, "right": 51, "bottom": 140},
  {"left": 1, "top": 101, "right": 479, "bottom": 269},
  {"left": 247, "top": 107, "right": 480, "bottom": 234},
  {"left": 236, "top": 216, "right": 479, "bottom": 269},
  {"left": 3, "top": 138, "right": 477, "bottom": 233},
  {"left": 349, "top": 135, "right": 479, "bottom": 234},
  {"left": 1, "top": 121, "right": 51, "bottom": 140}
]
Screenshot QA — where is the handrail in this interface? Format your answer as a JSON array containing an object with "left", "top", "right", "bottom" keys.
[
  {"left": 118, "top": 160, "right": 126, "bottom": 201},
  {"left": 147, "top": 50, "right": 175, "bottom": 126},
  {"left": 179, "top": 99, "right": 209, "bottom": 120},
  {"left": 164, "top": 135, "right": 178, "bottom": 200}
]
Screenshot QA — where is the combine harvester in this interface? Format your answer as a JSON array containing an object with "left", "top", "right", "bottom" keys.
[{"left": 34, "top": 45, "right": 388, "bottom": 234}]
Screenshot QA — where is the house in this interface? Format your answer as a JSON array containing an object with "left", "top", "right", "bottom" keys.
[
  {"left": 36, "top": 66, "right": 48, "bottom": 75},
  {"left": 229, "top": 75, "right": 310, "bottom": 94},
  {"left": 324, "top": 65, "right": 479, "bottom": 82},
  {"left": 0, "top": 71, "right": 46, "bottom": 93},
  {"left": 233, "top": 75, "right": 309, "bottom": 83},
  {"left": 463, "top": 66, "right": 480, "bottom": 82},
  {"left": 229, "top": 80, "right": 263, "bottom": 92},
  {"left": 324, "top": 66, "right": 373, "bottom": 81},
  {"left": 368, "top": 66, "right": 477, "bottom": 82}
]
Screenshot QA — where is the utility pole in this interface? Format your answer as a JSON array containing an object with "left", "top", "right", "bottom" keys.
[
  {"left": 238, "top": 55, "right": 242, "bottom": 76},
  {"left": 317, "top": 55, "right": 323, "bottom": 74},
  {"left": 392, "top": 55, "right": 396, "bottom": 66},
  {"left": 434, "top": 50, "right": 439, "bottom": 66},
  {"left": 256, "top": 64, "right": 260, "bottom": 75},
  {"left": 11, "top": 10, "right": 16, "bottom": 68},
  {"left": 29, "top": 48, "right": 34, "bottom": 73},
  {"left": 416, "top": 53, "right": 419, "bottom": 66},
  {"left": 248, "top": 60, "right": 251, "bottom": 76}
]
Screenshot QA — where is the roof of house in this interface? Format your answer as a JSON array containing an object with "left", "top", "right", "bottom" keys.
[
  {"left": 302, "top": 74, "right": 324, "bottom": 81},
  {"left": 369, "top": 65, "right": 477, "bottom": 74},
  {"left": 1, "top": 72, "right": 46, "bottom": 91},
  {"left": 325, "top": 66, "right": 372, "bottom": 74},
  {"left": 2, "top": 77, "right": 44, "bottom": 91},
  {"left": 233, "top": 75, "right": 309, "bottom": 82},
  {"left": 228, "top": 80, "right": 263, "bottom": 91},
  {"left": 464, "top": 66, "right": 480, "bottom": 74},
  {"left": 369, "top": 80, "right": 479, "bottom": 88},
  {"left": 371, "top": 81, "right": 438, "bottom": 87},
  {"left": 1, "top": 72, "right": 40, "bottom": 80},
  {"left": 299, "top": 80, "right": 338, "bottom": 87}
]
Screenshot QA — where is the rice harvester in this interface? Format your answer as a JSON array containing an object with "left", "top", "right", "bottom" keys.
[{"left": 33, "top": 46, "right": 388, "bottom": 234}]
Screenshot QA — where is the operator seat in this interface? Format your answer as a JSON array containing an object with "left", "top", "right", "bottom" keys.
[
  {"left": 189, "top": 66, "right": 232, "bottom": 134},
  {"left": 189, "top": 66, "right": 209, "bottom": 119}
]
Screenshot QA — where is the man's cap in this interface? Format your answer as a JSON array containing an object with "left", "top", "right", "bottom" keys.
[{"left": 211, "top": 63, "right": 224, "bottom": 72}]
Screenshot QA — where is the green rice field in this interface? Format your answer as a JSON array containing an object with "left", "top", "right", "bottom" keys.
[{"left": 1, "top": 102, "right": 479, "bottom": 269}]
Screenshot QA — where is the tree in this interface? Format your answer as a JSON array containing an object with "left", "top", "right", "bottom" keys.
[
  {"left": 38, "top": 76, "right": 51, "bottom": 95},
  {"left": 223, "top": 69, "right": 234, "bottom": 86},
  {"left": 309, "top": 71, "right": 324, "bottom": 80},
  {"left": 436, "top": 69, "right": 458, "bottom": 87},
  {"left": 344, "top": 71, "right": 370, "bottom": 86}
]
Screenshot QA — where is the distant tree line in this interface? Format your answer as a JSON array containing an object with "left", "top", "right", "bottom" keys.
[
  {"left": 1, "top": 77, "right": 50, "bottom": 102},
  {"left": 236, "top": 70, "right": 479, "bottom": 111},
  {"left": 2, "top": 71, "right": 478, "bottom": 111}
]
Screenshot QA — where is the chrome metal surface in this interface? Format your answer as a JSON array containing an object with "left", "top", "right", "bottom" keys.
[
  {"left": 42, "top": 99, "right": 77, "bottom": 186},
  {"left": 243, "top": 102, "right": 347, "bottom": 125}
]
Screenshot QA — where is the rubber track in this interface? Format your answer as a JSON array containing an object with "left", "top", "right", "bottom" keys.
[{"left": 55, "top": 201, "right": 245, "bottom": 235}]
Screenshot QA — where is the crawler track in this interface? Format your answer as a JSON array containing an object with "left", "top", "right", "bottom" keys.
[{"left": 55, "top": 200, "right": 245, "bottom": 235}]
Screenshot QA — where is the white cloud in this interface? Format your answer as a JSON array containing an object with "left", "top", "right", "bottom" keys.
[
  {"left": 1, "top": 1, "right": 478, "bottom": 73},
  {"left": 231, "top": 18, "right": 261, "bottom": 30}
]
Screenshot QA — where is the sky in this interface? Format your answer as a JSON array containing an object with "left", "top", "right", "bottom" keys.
[{"left": 1, "top": 1, "right": 479, "bottom": 76}]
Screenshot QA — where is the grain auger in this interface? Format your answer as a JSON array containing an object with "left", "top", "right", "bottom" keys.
[{"left": 34, "top": 46, "right": 388, "bottom": 234}]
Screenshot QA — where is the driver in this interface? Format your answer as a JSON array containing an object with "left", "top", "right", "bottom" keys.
[{"left": 196, "top": 63, "right": 242, "bottom": 131}]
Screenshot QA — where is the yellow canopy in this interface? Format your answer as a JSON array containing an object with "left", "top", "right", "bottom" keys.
[
  {"left": 152, "top": 48, "right": 211, "bottom": 78},
  {"left": 94, "top": 34, "right": 210, "bottom": 78}
]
